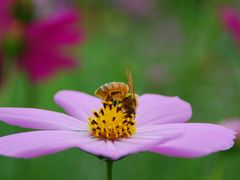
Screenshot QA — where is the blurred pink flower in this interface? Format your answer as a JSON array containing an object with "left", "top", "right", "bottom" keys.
[
  {"left": 219, "top": 7, "right": 240, "bottom": 46},
  {"left": 0, "top": 0, "right": 16, "bottom": 85},
  {"left": 0, "top": 0, "right": 84, "bottom": 83},
  {"left": 19, "top": 10, "right": 84, "bottom": 82},
  {"left": 0, "top": 0, "right": 15, "bottom": 35},
  {"left": 221, "top": 119, "right": 240, "bottom": 139},
  {"left": 114, "top": 0, "right": 155, "bottom": 17},
  {"left": 34, "top": 0, "right": 76, "bottom": 17},
  {"left": 0, "top": 90, "right": 235, "bottom": 160}
]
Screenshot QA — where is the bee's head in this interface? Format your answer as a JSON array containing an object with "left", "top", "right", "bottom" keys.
[{"left": 123, "top": 93, "right": 138, "bottom": 108}]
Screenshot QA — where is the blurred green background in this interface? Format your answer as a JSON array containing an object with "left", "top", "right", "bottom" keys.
[{"left": 1, "top": 0, "right": 240, "bottom": 179}]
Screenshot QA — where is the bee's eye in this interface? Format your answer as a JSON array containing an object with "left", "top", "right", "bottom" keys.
[{"left": 124, "top": 97, "right": 132, "bottom": 103}]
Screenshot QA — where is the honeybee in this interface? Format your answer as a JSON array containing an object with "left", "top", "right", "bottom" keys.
[
  {"left": 95, "top": 70, "right": 138, "bottom": 117},
  {"left": 95, "top": 82, "right": 129, "bottom": 101}
]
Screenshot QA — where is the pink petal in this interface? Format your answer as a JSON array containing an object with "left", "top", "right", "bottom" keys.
[
  {"left": 19, "top": 9, "right": 84, "bottom": 82},
  {"left": 219, "top": 7, "right": 240, "bottom": 43},
  {"left": 0, "top": 127, "right": 179, "bottom": 160},
  {"left": 0, "top": 108, "right": 86, "bottom": 130},
  {"left": 0, "top": 130, "right": 88, "bottom": 158},
  {"left": 0, "top": 0, "right": 15, "bottom": 33},
  {"left": 150, "top": 123, "right": 235, "bottom": 158},
  {"left": 75, "top": 126, "right": 182, "bottom": 160},
  {"left": 26, "top": 9, "right": 84, "bottom": 45},
  {"left": 20, "top": 48, "right": 78, "bottom": 82},
  {"left": 136, "top": 94, "right": 192, "bottom": 127},
  {"left": 221, "top": 119, "right": 240, "bottom": 134},
  {"left": 54, "top": 90, "right": 101, "bottom": 122}
]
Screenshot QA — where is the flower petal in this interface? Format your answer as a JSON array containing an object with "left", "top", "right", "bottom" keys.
[
  {"left": 75, "top": 126, "right": 182, "bottom": 160},
  {"left": 0, "top": 130, "right": 88, "bottom": 158},
  {"left": 219, "top": 7, "right": 240, "bottom": 43},
  {"left": 54, "top": 90, "right": 101, "bottom": 122},
  {"left": 0, "top": 108, "right": 86, "bottom": 130},
  {"left": 136, "top": 94, "right": 192, "bottom": 127},
  {"left": 150, "top": 123, "right": 235, "bottom": 158},
  {"left": 220, "top": 119, "right": 240, "bottom": 134},
  {"left": 20, "top": 9, "right": 84, "bottom": 82},
  {"left": 0, "top": 128, "right": 179, "bottom": 160}
]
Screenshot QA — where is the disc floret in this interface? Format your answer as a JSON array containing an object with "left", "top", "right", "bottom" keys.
[{"left": 88, "top": 100, "right": 136, "bottom": 140}]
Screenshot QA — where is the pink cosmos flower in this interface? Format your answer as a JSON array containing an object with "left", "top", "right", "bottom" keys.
[
  {"left": 0, "top": 0, "right": 84, "bottom": 82},
  {"left": 19, "top": 9, "right": 84, "bottom": 82},
  {"left": 34, "top": 0, "right": 76, "bottom": 17},
  {"left": 0, "top": 0, "right": 15, "bottom": 35},
  {"left": 221, "top": 119, "right": 240, "bottom": 140},
  {"left": 219, "top": 7, "right": 240, "bottom": 46},
  {"left": 0, "top": 90, "right": 235, "bottom": 160}
]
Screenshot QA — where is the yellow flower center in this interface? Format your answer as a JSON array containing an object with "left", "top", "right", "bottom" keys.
[{"left": 88, "top": 100, "right": 136, "bottom": 140}]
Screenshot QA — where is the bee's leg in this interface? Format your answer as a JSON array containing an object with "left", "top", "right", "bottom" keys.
[
  {"left": 123, "top": 108, "right": 136, "bottom": 117},
  {"left": 112, "top": 99, "right": 120, "bottom": 107},
  {"left": 106, "top": 96, "right": 112, "bottom": 102}
]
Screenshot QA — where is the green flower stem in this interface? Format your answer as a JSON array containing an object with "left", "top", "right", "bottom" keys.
[{"left": 106, "top": 160, "right": 113, "bottom": 180}]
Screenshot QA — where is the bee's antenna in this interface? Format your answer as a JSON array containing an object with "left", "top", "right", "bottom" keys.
[{"left": 126, "top": 68, "right": 134, "bottom": 98}]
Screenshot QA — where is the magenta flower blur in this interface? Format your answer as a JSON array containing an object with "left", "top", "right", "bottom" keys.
[
  {"left": 221, "top": 119, "right": 240, "bottom": 140},
  {"left": 114, "top": 0, "right": 154, "bottom": 17},
  {"left": 34, "top": 0, "right": 76, "bottom": 17},
  {"left": 0, "top": 90, "right": 235, "bottom": 160},
  {"left": 19, "top": 10, "right": 84, "bottom": 81},
  {"left": 219, "top": 7, "right": 240, "bottom": 46},
  {"left": 0, "top": 0, "right": 84, "bottom": 82},
  {"left": 0, "top": 0, "right": 15, "bottom": 36}
]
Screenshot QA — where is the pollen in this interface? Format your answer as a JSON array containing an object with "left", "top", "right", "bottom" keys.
[{"left": 88, "top": 100, "right": 136, "bottom": 141}]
